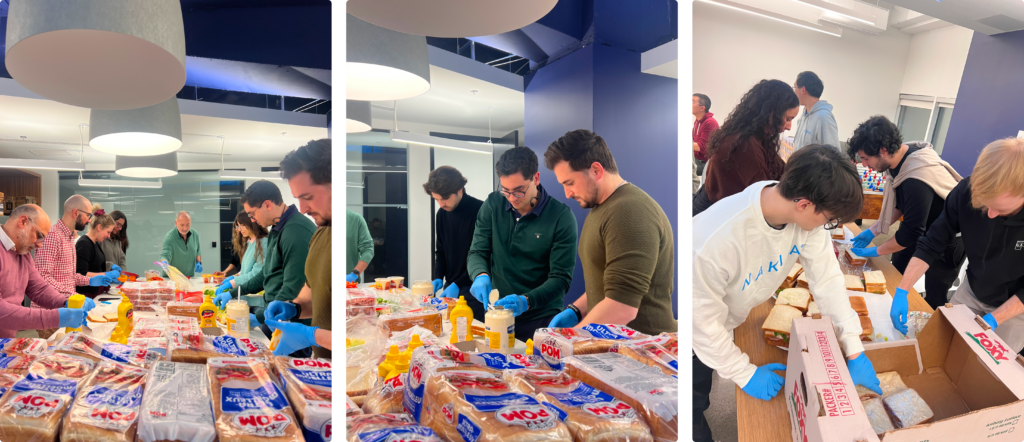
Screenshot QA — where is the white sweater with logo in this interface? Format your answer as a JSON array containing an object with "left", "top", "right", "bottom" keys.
[{"left": 693, "top": 181, "right": 864, "bottom": 387}]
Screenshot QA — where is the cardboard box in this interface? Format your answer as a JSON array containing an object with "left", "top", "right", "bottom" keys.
[{"left": 788, "top": 305, "right": 1024, "bottom": 442}]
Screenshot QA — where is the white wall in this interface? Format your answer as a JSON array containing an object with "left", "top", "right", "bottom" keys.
[
  {"left": 899, "top": 25, "right": 973, "bottom": 99},
  {"left": 693, "top": 2, "right": 912, "bottom": 142},
  {"left": 407, "top": 145, "right": 432, "bottom": 283}
]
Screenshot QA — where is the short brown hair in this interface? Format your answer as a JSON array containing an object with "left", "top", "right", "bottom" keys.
[
  {"left": 543, "top": 129, "right": 618, "bottom": 173},
  {"left": 777, "top": 144, "right": 863, "bottom": 224},
  {"left": 423, "top": 166, "right": 467, "bottom": 199},
  {"left": 971, "top": 138, "right": 1024, "bottom": 209}
]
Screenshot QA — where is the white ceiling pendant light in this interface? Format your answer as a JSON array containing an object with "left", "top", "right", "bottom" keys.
[
  {"left": 347, "top": 14, "right": 431, "bottom": 101},
  {"left": 4, "top": 0, "right": 186, "bottom": 110},
  {"left": 89, "top": 97, "right": 183, "bottom": 156},
  {"left": 347, "top": 100, "right": 372, "bottom": 133},
  {"left": 115, "top": 152, "right": 178, "bottom": 178},
  {"left": 348, "top": 0, "right": 558, "bottom": 38}
]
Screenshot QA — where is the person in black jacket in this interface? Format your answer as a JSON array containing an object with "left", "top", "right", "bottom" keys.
[
  {"left": 423, "top": 166, "right": 485, "bottom": 320},
  {"left": 894, "top": 138, "right": 1024, "bottom": 353}
]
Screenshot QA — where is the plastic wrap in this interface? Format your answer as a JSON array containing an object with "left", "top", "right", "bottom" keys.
[
  {"left": 385, "top": 326, "right": 441, "bottom": 352},
  {"left": 856, "top": 371, "right": 908, "bottom": 401},
  {"left": 155, "top": 262, "right": 191, "bottom": 293},
  {"left": 351, "top": 425, "right": 441, "bottom": 442},
  {"left": 363, "top": 372, "right": 406, "bottom": 415},
  {"left": 129, "top": 318, "right": 167, "bottom": 339},
  {"left": 170, "top": 334, "right": 271, "bottom": 364},
  {"left": 166, "top": 302, "right": 202, "bottom": 321},
  {"left": 60, "top": 360, "right": 148, "bottom": 442},
  {"left": 564, "top": 353, "right": 678, "bottom": 442},
  {"left": 207, "top": 357, "right": 303, "bottom": 441},
  {"left": 611, "top": 339, "right": 678, "bottom": 377},
  {"left": 861, "top": 397, "right": 895, "bottom": 435},
  {"left": 422, "top": 369, "right": 572, "bottom": 442},
  {"left": 534, "top": 324, "right": 649, "bottom": 370},
  {"left": 346, "top": 289, "right": 376, "bottom": 318},
  {"left": 0, "top": 372, "right": 21, "bottom": 397},
  {"left": 883, "top": 388, "right": 934, "bottom": 428},
  {"left": 0, "top": 354, "right": 36, "bottom": 374},
  {"left": 273, "top": 357, "right": 331, "bottom": 442},
  {"left": 137, "top": 361, "right": 216, "bottom": 442},
  {"left": 0, "top": 338, "right": 47, "bottom": 357},
  {"left": 346, "top": 414, "right": 439, "bottom": 442},
  {"left": 654, "top": 333, "right": 678, "bottom": 356},
  {"left": 346, "top": 316, "right": 387, "bottom": 400},
  {"left": 504, "top": 369, "right": 654, "bottom": 442},
  {"left": 124, "top": 338, "right": 169, "bottom": 358},
  {"left": 0, "top": 352, "right": 96, "bottom": 442},
  {"left": 378, "top": 310, "right": 443, "bottom": 338},
  {"left": 346, "top": 396, "right": 361, "bottom": 417},
  {"left": 52, "top": 332, "right": 164, "bottom": 369}
]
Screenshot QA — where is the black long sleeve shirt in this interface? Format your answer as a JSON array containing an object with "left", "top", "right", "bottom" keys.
[
  {"left": 891, "top": 145, "right": 946, "bottom": 250},
  {"left": 75, "top": 235, "right": 106, "bottom": 296},
  {"left": 434, "top": 194, "right": 483, "bottom": 290},
  {"left": 915, "top": 177, "right": 1024, "bottom": 308}
]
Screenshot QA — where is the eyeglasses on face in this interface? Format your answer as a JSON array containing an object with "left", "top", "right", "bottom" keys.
[
  {"left": 793, "top": 198, "right": 841, "bottom": 230},
  {"left": 498, "top": 182, "right": 531, "bottom": 199}
]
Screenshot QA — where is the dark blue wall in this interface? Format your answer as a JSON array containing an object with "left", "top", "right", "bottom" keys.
[{"left": 943, "top": 30, "right": 1024, "bottom": 175}]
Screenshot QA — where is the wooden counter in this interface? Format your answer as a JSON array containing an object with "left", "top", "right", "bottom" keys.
[{"left": 733, "top": 222, "right": 933, "bottom": 442}]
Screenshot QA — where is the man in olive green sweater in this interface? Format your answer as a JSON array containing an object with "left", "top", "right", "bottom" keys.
[
  {"left": 159, "top": 211, "right": 202, "bottom": 277},
  {"left": 468, "top": 146, "right": 578, "bottom": 342},
  {"left": 238, "top": 180, "right": 316, "bottom": 358},
  {"left": 346, "top": 209, "right": 374, "bottom": 283},
  {"left": 544, "top": 130, "right": 677, "bottom": 336}
]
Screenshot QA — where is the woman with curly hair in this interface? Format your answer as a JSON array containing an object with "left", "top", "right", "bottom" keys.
[{"left": 693, "top": 79, "right": 800, "bottom": 215}]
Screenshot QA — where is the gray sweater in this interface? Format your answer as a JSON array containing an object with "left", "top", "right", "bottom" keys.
[
  {"left": 98, "top": 238, "right": 127, "bottom": 272},
  {"left": 793, "top": 100, "right": 839, "bottom": 151}
]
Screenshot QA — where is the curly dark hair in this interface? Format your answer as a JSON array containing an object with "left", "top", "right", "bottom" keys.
[
  {"left": 423, "top": 166, "right": 468, "bottom": 199},
  {"left": 706, "top": 79, "right": 799, "bottom": 159},
  {"left": 847, "top": 115, "right": 902, "bottom": 159}
]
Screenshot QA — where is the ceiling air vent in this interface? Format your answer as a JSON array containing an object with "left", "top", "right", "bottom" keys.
[
  {"left": 976, "top": 14, "right": 1024, "bottom": 33},
  {"left": 30, "top": 149, "right": 72, "bottom": 157}
]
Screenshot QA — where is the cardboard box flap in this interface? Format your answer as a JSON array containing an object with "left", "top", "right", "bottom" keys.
[
  {"left": 878, "top": 400, "right": 1024, "bottom": 442},
  {"left": 862, "top": 339, "right": 923, "bottom": 377},
  {"left": 936, "top": 305, "right": 1024, "bottom": 398}
]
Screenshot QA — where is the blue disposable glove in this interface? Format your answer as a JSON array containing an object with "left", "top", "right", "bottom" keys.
[
  {"left": 890, "top": 288, "right": 909, "bottom": 335},
  {"left": 265, "top": 319, "right": 319, "bottom": 356},
  {"left": 265, "top": 301, "right": 297, "bottom": 322},
  {"left": 249, "top": 314, "right": 259, "bottom": 328},
  {"left": 741, "top": 363, "right": 787, "bottom": 401},
  {"left": 470, "top": 275, "right": 492, "bottom": 308},
  {"left": 346, "top": 273, "right": 358, "bottom": 283},
  {"left": 847, "top": 353, "right": 882, "bottom": 395},
  {"left": 983, "top": 313, "right": 999, "bottom": 329},
  {"left": 549, "top": 308, "right": 580, "bottom": 328},
  {"left": 494, "top": 295, "right": 529, "bottom": 317},
  {"left": 80, "top": 298, "right": 96, "bottom": 315},
  {"left": 88, "top": 275, "right": 113, "bottom": 287},
  {"left": 214, "top": 281, "right": 234, "bottom": 298},
  {"left": 851, "top": 247, "right": 880, "bottom": 258},
  {"left": 57, "top": 308, "right": 86, "bottom": 329},
  {"left": 212, "top": 292, "right": 233, "bottom": 311},
  {"left": 223, "top": 276, "right": 235, "bottom": 286},
  {"left": 104, "top": 264, "right": 122, "bottom": 279},
  {"left": 432, "top": 279, "right": 443, "bottom": 293},
  {"left": 440, "top": 283, "right": 460, "bottom": 298},
  {"left": 852, "top": 229, "right": 875, "bottom": 248},
  {"left": 195, "top": 262, "right": 203, "bottom": 273}
]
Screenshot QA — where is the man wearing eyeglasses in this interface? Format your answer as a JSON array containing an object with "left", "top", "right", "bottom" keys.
[
  {"left": 691, "top": 145, "right": 880, "bottom": 442},
  {"left": 159, "top": 211, "right": 202, "bottom": 278},
  {"left": 0, "top": 205, "right": 97, "bottom": 338},
  {"left": 467, "top": 146, "right": 578, "bottom": 342}
]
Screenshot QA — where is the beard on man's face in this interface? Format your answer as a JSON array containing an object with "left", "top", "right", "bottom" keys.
[{"left": 75, "top": 219, "right": 87, "bottom": 231}]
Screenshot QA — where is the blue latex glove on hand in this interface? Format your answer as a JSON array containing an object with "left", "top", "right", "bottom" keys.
[
  {"left": 223, "top": 276, "right": 235, "bottom": 287},
  {"left": 851, "top": 247, "right": 880, "bottom": 258},
  {"left": 549, "top": 308, "right": 580, "bottom": 328},
  {"left": 983, "top": 313, "right": 999, "bottom": 329},
  {"left": 440, "top": 283, "right": 459, "bottom": 298},
  {"left": 852, "top": 229, "right": 875, "bottom": 248},
  {"left": 265, "top": 301, "right": 297, "bottom": 322},
  {"left": 88, "top": 275, "right": 113, "bottom": 287},
  {"left": 81, "top": 298, "right": 96, "bottom": 314},
  {"left": 741, "top": 363, "right": 787, "bottom": 401},
  {"left": 847, "top": 353, "right": 883, "bottom": 395},
  {"left": 265, "top": 319, "right": 319, "bottom": 356},
  {"left": 57, "top": 308, "right": 86, "bottom": 329},
  {"left": 346, "top": 273, "right": 358, "bottom": 283},
  {"left": 195, "top": 262, "right": 203, "bottom": 273},
  {"left": 470, "top": 275, "right": 492, "bottom": 309},
  {"left": 213, "top": 292, "right": 232, "bottom": 311},
  {"left": 890, "top": 288, "right": 910, "bottom": 335},
  {"left": 104, "top": 264, "right": 122, "bottom": 279},
  {"left": 494, "top": 295, "right": 529, "bottom": 317},
  {"left": 249, "top": 314, "right": 258, "bottom": 328},
  {"left": 432, "top": 279, "right": 443, "bottom": 293},
  {"left": 214, "top": 281, "right": 234, "bottom": 297}
]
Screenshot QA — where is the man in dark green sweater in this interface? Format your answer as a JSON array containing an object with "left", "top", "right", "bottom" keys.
[
  {"left": 544, "top": 129, "right": 677, "bottom": 336},
  {"left": 159, "top": 211, "right": 202, "bottom": 277},
  {"left": 468, "top": 146, "right": 578, "bottom": 342},
  {"left": 238, "top": 180, "right": 316, "bottom": 358}
]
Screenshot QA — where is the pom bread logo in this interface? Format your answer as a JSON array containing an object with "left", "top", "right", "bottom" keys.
[
  {"left": 318, "top": 419, "right": 332, "bottom": 441},
  {"left": 11, "top": 391, "right": 63, "bottom": 417},
  {"left": 495, "top": 404, "right": 557, "bottom": 430},
  {"left": 233, "top": 409, "right": 292, "bottom": 437},
  {"left": 967, "top": 332, "right": 1011, "bottom": 364},
  {"left": 787, "top": 381, "right": 808, "bottom": 442},
  {"left": 583, "top": 400, "right": 636, "bottom": 420},
  {"left": 88, "top": 406, "right": 137, "bottom": 430},
  {"left": 410, "top": 364, "right": 423, "bottom": 385},
  {"left": 292, "top": 359, "right": 331, "bottom": 370},
  {"left": 539, "top": 337, "right": 561, "bottom": 363},
  {"left": 442, "top": 403, "right": 454, "bottom": 423}
]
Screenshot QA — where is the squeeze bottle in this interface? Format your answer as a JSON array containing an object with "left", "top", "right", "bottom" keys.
[
  {"left": 449, "top": 296, "right": 474, "bottom": 344},
  {"left": 66, "top": 294, "right": 86, "bottom": 332}
]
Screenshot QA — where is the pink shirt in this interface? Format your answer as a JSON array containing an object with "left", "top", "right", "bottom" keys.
[{"left": 0, "top": 226, "right": 65, "bottom": 337}]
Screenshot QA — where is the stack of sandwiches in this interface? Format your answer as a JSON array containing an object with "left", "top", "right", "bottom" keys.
[
  {"left": 845, "top": 248, "right": 869, "bottom": 266},
  {"left": 845, "top": 274, "right": 865, "bottom": 292},
  {"left": 776, "top": 288, "right": 811, "bottom": 313},
  {"left": 783, "top": 263, "right": 803, "bottom": 288},
  {"left": 864, "top": 270, "right": 886, "bottom": 294},
  {"left": 857, "top": 371, "right": 935, "bottom": 436},
  {"left": 829, "top": 227, "right": 846, "bottom": 240},
  {"left": 849, "top": 295, "right": 872, "bottom": 341},
  {"left": 796, "top": 273, "right": 809, "bottom": 289},
  {"left": 761, "top": 305, "right": 803, "bottom": 349}
]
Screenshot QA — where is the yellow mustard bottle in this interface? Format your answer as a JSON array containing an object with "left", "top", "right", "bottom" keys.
[
  {"left": 199, "top": 294, "right": 218, "bottom": 328},
  {"left": 526, "top": 338, "right": 534, "bottom": 356},
  {"left": 66, "top": 294, "right": 86, "bottom": 333},
  {"left": 449, "top": 296, "right": 474, "bottom": 344},
  {"left": 110, "top": 294, "right": 133, "bottom": 344},
  {"left": 378, "top": 345, "right": 400, "bottom": 379},
  {"left": 408, "top": 334, "right": 424, "bottom": 353},
  {"left": 385, "top": 351, "right": 411, "bottom": 381}
]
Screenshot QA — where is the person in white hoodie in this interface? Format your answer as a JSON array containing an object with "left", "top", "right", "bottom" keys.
[
  {"left": 792, "top": 71, "right": 840, "bottom": 151},
  {"left": 692, "top": 144, "right": 881, "bottom": 442}
]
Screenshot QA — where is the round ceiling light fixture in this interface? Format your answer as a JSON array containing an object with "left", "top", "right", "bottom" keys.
[
  {"left": 347, "top": 14, "right": 431, "bottom": 101},
  {"left": 115, "top": 151, "right": 178, "bottom": 178},
  {"left": 4, "top": 0, "right": 187, "bottom": 110},
  {"left": 346, "top": 100, "right": 372, "bottom": 133},
  {"left": 89, "top": 97, "right": 183, "bottom": 156},
  {"left": 348, "top": 0, "right": 558, "bottom": 38}
]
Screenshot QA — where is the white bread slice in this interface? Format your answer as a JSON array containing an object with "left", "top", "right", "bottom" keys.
[
  {"left": 864, "top": 270, "right": 886, "bottom": 294},
  {"left": 845, "top": 274, "right": 865, "bottom": 292},
  {"left": 796, "top": 272, "right": 809, "bottom": 289},
  {"left": 776, "top": 288, "right": 811, "bottom": 312},
  {"left": 762, "top": 305, "right": 803, "bottom": 335},
  {"left": 784, "top": 264, "right": 804, "bottom": 287},
  {"left": 830, "top": 227, "right": 846, "bottom": 240},
  {"left": 845, "top": 248, "right": 868, "bottom": 266},
  {"left": 86, "top": 313, "right": 106, "bottom": 323},
  {"left": 805, "top": 301, "right": 820, "bottom": 318}
]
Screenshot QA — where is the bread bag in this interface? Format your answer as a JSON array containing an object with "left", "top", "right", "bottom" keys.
[
  {"left": 0, "top": 354, "right": 36, "bottom": 374},
  {"left": 207, "top": 357, "right": 303, "bottom": 441},
  {"left": 0, "top": 339, "right": 47, "bottom": 357},
  {"left": 363, "top": 372, "right": 406, "bottom": 415},
  {"left": 564, "top": 353, "right": 678, "bottom": 442},
  {"left": 273, "top": 357, "right": 332, "bottom": 442},
  {"left": 0, "top": 372, "right": 23, "bottom": 397},
  {"left": 60, "top": 360, "right": 148, "bottom": 442},
  {"left": 171, "top": 334, "right": 271, "bottom": 364},
  {"left": 422, "top": 369, "right": 572, "bottom": 442},
  {"left": 504, "top": 369, "right": 653, "bottom": 442},
  {"left": 53, "top": 332, "right": 164, "bottom": 369},
  {"left": 534, "top": 324, "right": 649, "bottom": 370},
  {"left": 137, "top": 361, "right": 217, "bottom": 442},
  {"left": 346, "top": 414, "right": 440, "bottom": 442},
  {"left": 378, "top": 311, "right": 443, "bottom": 338},
  {"left": 611, "top": 338, "right": 678, "bottom": 376},
  {"left": 0, "top": 352, "right": 96, "bottom": 442},
  {"left": 346, "top": 395, "right": 361, "bottom": 417}
]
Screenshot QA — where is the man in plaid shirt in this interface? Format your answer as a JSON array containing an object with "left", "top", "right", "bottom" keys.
[{"left": 33, "top": 196, "right": 117, "bottom": 337}]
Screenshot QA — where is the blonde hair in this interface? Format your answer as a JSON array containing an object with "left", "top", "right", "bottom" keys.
[
  {"left": 89, "top": 204, "right": 115, "bottom": 231},
  {"left": 971, "top": 138, "right": 1024, "bottom": 209}
]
